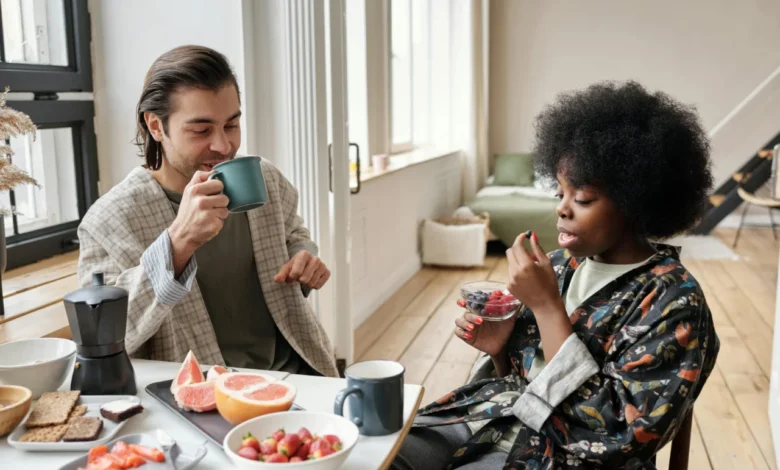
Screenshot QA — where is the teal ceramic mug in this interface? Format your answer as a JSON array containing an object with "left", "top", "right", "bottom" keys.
[{"left": 207, "top": 156, "right": 268, "bottom": 212}]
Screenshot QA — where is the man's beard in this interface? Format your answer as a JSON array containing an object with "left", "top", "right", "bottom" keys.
[{"left": 164, "top": 147, "right": 235, "bottom": 181}]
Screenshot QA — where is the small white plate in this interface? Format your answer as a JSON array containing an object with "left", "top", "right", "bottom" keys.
[
  {"left": 7, "top": 395, "right": 142, "bottom": 452},
  {"left": 57, "top": 430, "right": 208, "bottom": 470}
]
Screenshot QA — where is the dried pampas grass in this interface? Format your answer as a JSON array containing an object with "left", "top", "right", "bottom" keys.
[{"left": 0, "top": 87, "right": 40, "bottom": 215}]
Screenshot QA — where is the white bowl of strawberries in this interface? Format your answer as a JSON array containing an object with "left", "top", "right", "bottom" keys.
[{"left": 224, "top": 411, "right": 359, "bottom": 469}]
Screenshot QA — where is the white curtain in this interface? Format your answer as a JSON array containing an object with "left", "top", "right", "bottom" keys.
[{"left": 451, "top": 0, "right": 490, "bottom": 203}]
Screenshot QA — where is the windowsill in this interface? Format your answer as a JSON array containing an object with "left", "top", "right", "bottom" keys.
[{"left": 350, "top": 147, "right": 461, "bottom": 187}]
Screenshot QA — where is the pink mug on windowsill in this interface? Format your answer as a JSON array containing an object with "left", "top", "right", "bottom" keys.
[{"left": 372, "top": 154, "right": 388, "bottom": 172}]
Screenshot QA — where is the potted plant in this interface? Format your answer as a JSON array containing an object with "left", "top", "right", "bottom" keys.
[{"left": 0, "top": 87, "right": 41, "bottom": 274}]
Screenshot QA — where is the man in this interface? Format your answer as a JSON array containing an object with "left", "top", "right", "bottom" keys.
[{"left": 77, "top": 45, "right": 338, "bottom": 377}]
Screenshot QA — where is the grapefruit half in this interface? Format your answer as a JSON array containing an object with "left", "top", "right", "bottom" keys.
[
  {"left": 174, "top": 381, "right": 216, "bottom": 412},
  {"left": 214, "top": 372, "right": 295, "bottom": 425},
  {"left": 170, "top": 350, "right": 206, "bottom": 395}
]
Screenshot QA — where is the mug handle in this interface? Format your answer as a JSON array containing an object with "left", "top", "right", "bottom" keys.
[
  {"left": 207, "top": 171, "right": 224, "bottom": 188},
  {"left": 334, "top": 386, "right": 363, "bottom": 427}
]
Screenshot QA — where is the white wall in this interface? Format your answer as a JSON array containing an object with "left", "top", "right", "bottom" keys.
[
  {"left": 89, "top": 0, "right": 248, "bottom": 191},
  {"left": 350, "top": 152, "right": 462, "bottom": 327},
  {"left": 489, "top": 0, "right": 780, "bottom": 186}
]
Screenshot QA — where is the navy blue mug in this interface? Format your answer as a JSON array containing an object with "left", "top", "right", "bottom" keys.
[{"left": 333, "top": 360, "right": 404, "bottom": 436}]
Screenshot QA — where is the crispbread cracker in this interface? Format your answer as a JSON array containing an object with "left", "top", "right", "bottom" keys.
[
  {"left": 67, "top": 405, "right": 88, "bottom": 424},
  {"left": 62, "top": 417, "right": 103, "bottom": 442},
  {"left": 18, "top": 424, "right": 69, "bottom": 442},
  {"left": 25, "top": 391, "right": 80, "bottom": 427}
]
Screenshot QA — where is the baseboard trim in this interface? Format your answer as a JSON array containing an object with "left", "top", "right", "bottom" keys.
[
  {"left": 352, "top": 256, "right": 422, "bottom": 328},
  {"left": 719, "top": 213, "right": 775, "bottom": 228}
]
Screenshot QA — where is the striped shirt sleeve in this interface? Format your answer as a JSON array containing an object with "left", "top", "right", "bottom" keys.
[
  {"left": 512, "top": 333, "right": 599, "bottom": 432},
  {"left": 141, "top": 229, "right": 197, "bottom": 305}
]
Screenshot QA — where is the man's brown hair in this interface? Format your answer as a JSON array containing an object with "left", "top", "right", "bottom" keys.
[{"left": 135, "top": 45, "right": 240, "bottom": 170}]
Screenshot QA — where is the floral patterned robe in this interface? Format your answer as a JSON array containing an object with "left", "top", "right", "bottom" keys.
[{"left": 414, "top": 245, "right": 719, "bottom": 469}]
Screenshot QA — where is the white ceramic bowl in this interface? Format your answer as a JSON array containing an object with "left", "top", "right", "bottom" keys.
[
  {"left": 224, "top": 411, "right": 360, "bottom": 470},
  {"left": 0, "top": 338, "right": 77, "bottom": 398}
]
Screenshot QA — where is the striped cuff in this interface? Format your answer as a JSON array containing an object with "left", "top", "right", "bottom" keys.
[
  {"left": 512, "top": 333, "right": 599, "bottom": 432},
  {"left": 141, "top": 230, "right": 197, "bottom": 306}
]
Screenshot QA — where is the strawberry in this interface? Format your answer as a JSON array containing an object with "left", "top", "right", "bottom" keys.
[
  {"left": 290, "top": 456, "right": 304, "bottom": 462},
  {"left": 483, "top": 304, "right": 501, "bottom": 316},
  {"left": 265, "top": 453, "right": 289, "bottom": 463},
  {"left": 297, "top": 427, "right": 313, "bottom": 441},
  {"left": 323, "top": 434, "right": 343, "bottom": 451},
  {"left": 241, "top": 433, "right": 261, "bottom": 452},
  {"left": 295, "top": 440, "right": 311, "bottom": 459},
  {"left": 273, "top": 429, "right": 286, "bottom": 442},
  {"left": 237, "top": 446, "right": 259, "bottom": 460},
  {"left": 312, "top": 446, "right": 334, "bottom": 459},
  {"left": 277, "top": 433, "right": 302, "bottom": 456},
  {"left": 490, "top": 290, "right": 503, "bottom": 298},
  {"left": 260, "top": 437, "right": 278, "bottom": 455}
]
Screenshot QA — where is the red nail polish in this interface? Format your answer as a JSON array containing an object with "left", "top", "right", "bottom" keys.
[
  {"left": 466, "top": 323, "right": 474, "bottom": 331},
  {"left": 532, "top": 232, "right": 539, "bottom": 243},
  {"left": 474, "top": 317, "right": 484, "bottom": 325},
  {"left": 464, "top": 332, "right": 473, "bottom": 340}
]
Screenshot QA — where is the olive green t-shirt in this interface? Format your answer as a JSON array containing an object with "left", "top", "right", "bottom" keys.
[{"left": 163, "top": 188, "right": 309, "bottom": 374}]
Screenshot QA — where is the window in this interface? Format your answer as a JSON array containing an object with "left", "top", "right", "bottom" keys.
[
  {"left": 389, "top": 0, "right": 430, "bottom": 153},
  {"left": 0, "top": 0, "right": 97, "bottom": 269}
]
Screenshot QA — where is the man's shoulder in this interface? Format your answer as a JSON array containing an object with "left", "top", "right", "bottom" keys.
[{"left": 82, "top": 167, "right": 161, "bottom": 229}]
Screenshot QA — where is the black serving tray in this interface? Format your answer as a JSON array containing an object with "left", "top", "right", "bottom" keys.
[{"left": 145, "top": 377, "right": 303, "bottom": 448}]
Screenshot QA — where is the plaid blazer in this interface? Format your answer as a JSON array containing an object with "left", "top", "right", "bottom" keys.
[{"left": 77, "top": 162, "right": 338, "bottom": 377}]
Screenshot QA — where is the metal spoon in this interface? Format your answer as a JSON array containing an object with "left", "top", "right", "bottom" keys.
[{"left": 156, "top": 429, "right": 178, "bottom": 469}]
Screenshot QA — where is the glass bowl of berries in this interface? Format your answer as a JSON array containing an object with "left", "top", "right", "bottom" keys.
[{"left": 458, "top": 281, "right": 521, "bottom": 321}]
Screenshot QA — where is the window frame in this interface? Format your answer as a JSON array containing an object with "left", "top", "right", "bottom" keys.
[
  {"left": 4, "top": 99, "right": 98, "bottom": 269},
  {"left": 0, "top": 0, "right": 93, "bottom": 93},
  {"left": 387, "top": 0, "right": 414, "bottom": 155}
]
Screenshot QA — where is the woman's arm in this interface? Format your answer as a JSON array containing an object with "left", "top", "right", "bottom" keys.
[{"left": 517, "top": 296, "right": 719, "bottom": 467}]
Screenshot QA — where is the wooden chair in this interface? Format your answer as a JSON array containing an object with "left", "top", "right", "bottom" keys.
[
  {"left": 732, "top": 185, "right": 780, "bottom": 248},
  {"left": 650, "top": 409, "right": 694, "bottom": 470}
]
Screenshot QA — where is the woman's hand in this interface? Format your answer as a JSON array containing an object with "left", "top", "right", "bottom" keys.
[
  {"left": 454, "top": 311, "right": 516, "bottom": 358},
  {"left": 508, "top": 231, "right": 573, "bottom": 362},
  {"left": 506, "top": 232, "right": 563, "bottom": 314}
]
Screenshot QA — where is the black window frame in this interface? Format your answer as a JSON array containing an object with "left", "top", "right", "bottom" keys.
[
  {"left": 0, "top": 0, "right": 92, "bottom": 92},
  {"left": 0, "top": 0, "right": 97, "bottom": 269},
  {"left": 3, "top": 100, "right": 98, "bottom": 269}
]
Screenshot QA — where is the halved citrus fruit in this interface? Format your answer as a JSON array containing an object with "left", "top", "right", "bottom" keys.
[
  {"left": 170, "top": 350, "right": 206, "bottom": 395},
  {"left": 214, "top": 372, "right": 295, "bottom": 425},
  {"left": 174, "top": 381, "right": 217, "bottom": 412}
]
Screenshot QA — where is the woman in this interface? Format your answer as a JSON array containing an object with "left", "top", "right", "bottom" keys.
[{"left": 393, "top": 81, "right": 720, "bottom": 469}]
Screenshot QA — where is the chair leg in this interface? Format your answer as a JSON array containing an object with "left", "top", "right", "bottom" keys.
[
  {"left": 769, "top": 208, "right": 778, "bottom": 241},
  {"left": 669, "top": 411, "right": 693, "bottom": 470},
  {"left": 733, "top": 203, "right": 750, "bottom": 248}
]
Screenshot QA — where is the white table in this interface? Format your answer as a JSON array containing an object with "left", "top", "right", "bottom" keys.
[{"left": 0, "top": 359, "right": 424, "bottom": 469}]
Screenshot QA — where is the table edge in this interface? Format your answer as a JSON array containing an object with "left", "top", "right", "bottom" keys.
[{"left": 378, "top": 386, "right": 425, "bottom": 470}]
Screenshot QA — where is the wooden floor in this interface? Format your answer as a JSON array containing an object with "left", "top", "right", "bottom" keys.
[{"left": 355, "top": 228, "right": 779, "bottom": 470}]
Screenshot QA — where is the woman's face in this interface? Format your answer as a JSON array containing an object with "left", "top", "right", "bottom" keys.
[{"left": 554, "top": 173, "right": 629, "bottom": 260}]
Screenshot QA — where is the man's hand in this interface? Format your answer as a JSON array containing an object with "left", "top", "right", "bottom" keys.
[
  {"left": 274, "top": 251, "right": 330, "bottom": 290},
  {"left": 168, "top": 171, "right": 230, "bottom": 277}
]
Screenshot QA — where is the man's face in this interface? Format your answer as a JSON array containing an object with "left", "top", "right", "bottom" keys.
[{"left": 149, "top": 84, "right": 241, "bottom": 182}]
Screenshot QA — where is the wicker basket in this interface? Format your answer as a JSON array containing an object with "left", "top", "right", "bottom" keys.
[
  {"left": 430, "top": 212, "right": 491, "bottom": 237},
  {"left": 421, "top": 212, "right": 490, "bottom": 267}
]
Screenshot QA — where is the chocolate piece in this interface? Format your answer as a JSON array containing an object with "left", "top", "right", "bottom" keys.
[{"left": 99, "top": 400, "right": 143, "bottom": 423}]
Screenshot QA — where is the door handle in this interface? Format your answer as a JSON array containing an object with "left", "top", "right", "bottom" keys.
[
  {"left": 350, "top": 143, "right": 360, "bottom": 195},
  {"left": 328, "top": 142, "right": 361, "bottom": 195}
]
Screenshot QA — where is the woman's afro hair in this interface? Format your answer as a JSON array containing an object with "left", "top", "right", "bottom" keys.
[{"left": 533, "top": 80, "right": 713, "bottom": 239}]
